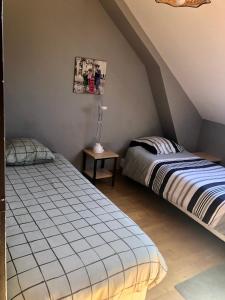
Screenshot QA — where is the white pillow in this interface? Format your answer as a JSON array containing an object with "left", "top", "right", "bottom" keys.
[
  {"left": 6, "top": 138, "right": 55, "bottom": 166},
  {"left": 130, "top": 136, "right": 184, "bottom": 155}
]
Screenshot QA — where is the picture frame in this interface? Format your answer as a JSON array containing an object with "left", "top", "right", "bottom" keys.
[{"left": 73, "top": 56, "right": 107, "bottom": 95}]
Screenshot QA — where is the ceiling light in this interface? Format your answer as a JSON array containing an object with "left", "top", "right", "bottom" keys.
[{"left": 155, "top": 0, "right": 211, "bottom": 8}]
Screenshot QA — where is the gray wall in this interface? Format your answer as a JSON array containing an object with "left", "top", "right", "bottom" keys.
[
  {"left": 198, "top": 119, "right": 225, "bottom": 163},
  {"left": 101, "top": 0, "right": 202, "bottom": 151},
  {"left": 100, "top": 0, "right": 176, "bottom": 142},
  {"left": 161, "top": 67, "right": 202, "bottom": 151},
  {"left": 4, "top": 0, "right": 162, "bottom": 168}
]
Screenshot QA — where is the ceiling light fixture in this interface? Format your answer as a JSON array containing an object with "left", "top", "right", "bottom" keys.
[{"left": 155, "top": 0, "right": 211, "bottom": 8}]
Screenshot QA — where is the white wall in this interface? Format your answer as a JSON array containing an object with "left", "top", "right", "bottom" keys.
[{"left": 124, "top": 0, "right": 225, "bottom": 125}]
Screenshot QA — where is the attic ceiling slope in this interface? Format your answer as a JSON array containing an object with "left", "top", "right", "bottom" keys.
[
  {"left": 124, "top": 0, "right": 225, "bottom": 125},
  {"left": 100, "top": 0, "right": 177, "bottom": 142},
  {"left": 101, "top": 0, "right": 202, "bottom": 151}
]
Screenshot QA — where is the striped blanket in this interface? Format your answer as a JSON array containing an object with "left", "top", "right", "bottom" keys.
[{"left": 146, "top": 157, "right": 225, "bottom": 228}]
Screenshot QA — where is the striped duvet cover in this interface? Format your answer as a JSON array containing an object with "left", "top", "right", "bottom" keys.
[
  {"left": 147, "top": 157, "right": 225, "bottom": 228},
  {"left": 123, "top": 147, "right": 225, "bottom": 239}
]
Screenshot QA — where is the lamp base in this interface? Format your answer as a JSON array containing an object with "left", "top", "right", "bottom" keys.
[{"left": 93, "top": 143, "right": 104, "bottom": 153}]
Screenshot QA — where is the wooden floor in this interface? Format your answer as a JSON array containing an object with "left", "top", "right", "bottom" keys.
[{"left": 97, "top": 175, "right": 225, "bottom": 300}]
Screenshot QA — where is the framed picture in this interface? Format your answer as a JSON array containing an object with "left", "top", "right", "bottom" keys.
[{"left": 73, "top": 56, "right": 107, "bottom": 95}]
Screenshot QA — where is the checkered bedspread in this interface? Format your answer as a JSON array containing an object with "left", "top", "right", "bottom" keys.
[{"left": 6, "top": 154, "right": 167, "bottom": 300}]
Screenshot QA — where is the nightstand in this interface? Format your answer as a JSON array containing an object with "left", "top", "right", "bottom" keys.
[
  {"left": 82, "top": 148, "right": 119, "bottom": 186},
  {"left": 192, "top": 152, "right": 222, "bottom": 164}
]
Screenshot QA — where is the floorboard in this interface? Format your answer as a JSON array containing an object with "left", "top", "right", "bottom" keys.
[{"left": 97, "top": 175, "right": 225, "bottom": 300}]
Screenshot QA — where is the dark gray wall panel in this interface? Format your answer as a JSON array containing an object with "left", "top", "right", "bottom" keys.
[
  {"left": 161, "top": 67, "right": 202, "bottom": 151},
  {"left": 198, "top": 119, "right": 225, "bottom": 163}
]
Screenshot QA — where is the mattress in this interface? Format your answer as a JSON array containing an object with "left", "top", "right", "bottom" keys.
[
  {"left": 6, "top": 154, "right": 167, "bottom": 300},
  {"left": 123, "top": 147, "right": 225, "bottom": 240},
  {"left": 123, "top": 146, "right": 194, "bottom": 186}
]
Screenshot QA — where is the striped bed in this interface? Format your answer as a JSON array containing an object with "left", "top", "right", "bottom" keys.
[
  {"left": 123, "top": 147, "right": 225, "bottom": 241},
  {"left": 148, "top": 157, "right": 225, "bottom": 228},
  {"left": 6, "top": 154, "right": 167, "bottom": 300}
]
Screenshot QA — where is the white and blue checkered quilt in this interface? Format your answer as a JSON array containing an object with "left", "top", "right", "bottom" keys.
[{"left": 6, "top": 154, "right": 167, "bottom": 300}]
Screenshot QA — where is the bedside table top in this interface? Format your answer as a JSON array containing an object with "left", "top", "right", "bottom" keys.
[
  {"left": 83, "top": 148, "right": 119, "bottom": 160},
  {"left": 192, "top": 152, "right": 222, "bottom": 163}
]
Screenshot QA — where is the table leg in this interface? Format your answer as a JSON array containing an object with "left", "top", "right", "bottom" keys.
[
  {"left": 93, "top": 159, "right": 97, "bottom": 185},
  {"left": 82, "top": 152, "right": 86, "bottom": 172},
  {"left": 101, "top": 159, "right": 105, "bottom": 169},
  {"left": 112, "top": 158, "right": 117, "bottom": 187}
]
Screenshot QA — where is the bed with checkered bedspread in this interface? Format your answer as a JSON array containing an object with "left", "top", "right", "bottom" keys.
[{"left": 6, "top": 154, "right": 167, "bottom": 300}]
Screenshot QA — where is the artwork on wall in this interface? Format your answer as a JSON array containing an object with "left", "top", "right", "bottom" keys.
[{"left": 73, "top": 57, "right": 107, "bottom": 95}]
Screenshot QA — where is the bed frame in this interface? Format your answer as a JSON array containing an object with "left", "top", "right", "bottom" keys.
[
  {"left": 0, "top": 1, "right": 6, "bottom": 299},
  {"left": 171, "top": 201, "right": 225, "bottom": 243}
]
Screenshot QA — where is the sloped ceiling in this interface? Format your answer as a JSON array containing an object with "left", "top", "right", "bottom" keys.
[{"left": 124, "top": 0, "right": 225, "bottom": 125}]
